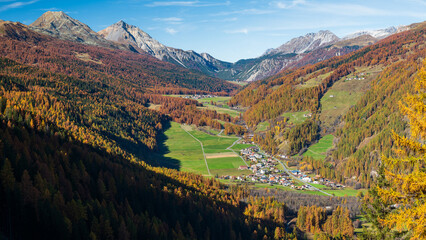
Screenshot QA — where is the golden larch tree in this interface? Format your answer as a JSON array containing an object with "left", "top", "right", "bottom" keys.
[{"left": 377, "top": 60, "right": 426, "bottom": 239}]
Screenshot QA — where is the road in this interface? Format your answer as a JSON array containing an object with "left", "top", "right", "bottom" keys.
[
  {"left": 226, "top": 137, "right": 249, "bottom": 166},
  {"left": 273, "top": 156, "right": 332, "bottom": 196},
  {"left": 183, "top": 125, "right": 330, "bottom": 195}
]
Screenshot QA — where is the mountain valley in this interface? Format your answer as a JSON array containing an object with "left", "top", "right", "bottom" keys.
[{"left": 0, "top": 7, "right": 424, "bottom": 240}]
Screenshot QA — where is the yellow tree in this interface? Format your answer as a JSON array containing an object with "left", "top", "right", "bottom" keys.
[{"left": 377, "top": 61, "right": 426, "bottom": 239}]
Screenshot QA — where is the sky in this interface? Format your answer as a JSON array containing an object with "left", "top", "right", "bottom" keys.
[{"left": 1, "top": 0, "right": 426, "bottom": 62}]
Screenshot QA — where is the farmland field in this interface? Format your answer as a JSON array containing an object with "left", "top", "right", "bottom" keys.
[
  {"left": 281, "top": 111, "right": 310, "bottom": 124},
  {"left": 159, "top": 123, "right": 252, "bottom": 176},
  {"left": 302, "top": 135, "right": 334, "bottom": 160},
  {"left": 255, "top": 121, "right": 270, "bottom": 132}
]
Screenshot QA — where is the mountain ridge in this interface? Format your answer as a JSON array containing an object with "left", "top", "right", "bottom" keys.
[
  {"left": 98, "top": 20, "right": 232, "bottom": 74},
  {"left": 29, "top": 11, "right": 129, "bottom": 51},
  {"left": 27, "top": 11, "right": 411, "bottom": 83}
]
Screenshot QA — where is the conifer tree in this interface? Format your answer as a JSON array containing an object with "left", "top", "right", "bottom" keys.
[{"left": 370, "top": 61, "right": 426, "bottom": 239}]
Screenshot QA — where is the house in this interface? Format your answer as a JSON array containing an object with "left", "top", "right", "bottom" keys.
[
  {"left": 301, "top": 176, "right": 312, "bottom": 183},
  {"left": 238, "top": 165, "right": 249, "bottom": 170}
]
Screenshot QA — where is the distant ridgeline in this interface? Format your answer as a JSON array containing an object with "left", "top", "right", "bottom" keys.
[{"left": 230, "top": 21, "right": 426, "bottom": 188}]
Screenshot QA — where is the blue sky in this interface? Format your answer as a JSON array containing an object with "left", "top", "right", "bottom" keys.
[{"left": 1, "top": 0, "right": 425, "bottom": 62}]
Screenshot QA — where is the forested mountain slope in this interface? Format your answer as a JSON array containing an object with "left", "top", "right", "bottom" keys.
[
  {"left": 0, "top": 20, "right": 237, "bottom": 94},
  {"left": 0, "top": 103, "right": 295, "bottom": 239},
  {"left": 230, "top": 21, "right": 426, "bottom": 187},
  {"left": 0, "top": 22, "right": 293, "bottom": 240}
]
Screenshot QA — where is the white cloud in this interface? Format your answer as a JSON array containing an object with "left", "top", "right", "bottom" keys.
[
  {"left": 200, "top": 17, "right": 238, "bottom": 23},
  {"left": 40, "top": 7, "right": 61, "bottom": 11},
  {"left": 271, "top": 0, "right": 306, "bottom": 9},
  {"left": 224, "top": 20, "right": 370, "bottom": 35},
  {"left": 165, "top": 27, "right": 178, "bottom": 34},
  {"left": 0, "top": 0, "right": 38, "bottom": 12},
  {"left": 154, "top": 17, "right": 183, "bottom": 24},
  {"left": 214, "top": 8, "right": 275, "bottom": 16},
  {"left": 406, "top": 0, "right": 426, "bottom": 6},
  {"left": 225, "top": 28, "right": 249, "bottom": 34},
  {"left": 147, "top": 1, "right": 230, "bottom": 7},
  {"left": 309, "top": 3, "right": 390, "bottom": 16},
  {"left": 148, "top": 1, "right": 198, "bottom": 7},
  {"left": 306, "top": 3, "right": 426, "bottom": 18},
  {"left": 155, "top": 17, "right": 183, "bottom": 22}
]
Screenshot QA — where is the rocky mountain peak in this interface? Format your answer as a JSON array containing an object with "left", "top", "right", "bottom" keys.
[
  {"left": 29, "top": 11, "right": 121, "bottom": 49},
  {"left": 342, "top": 25, "right": 409, "bottom": 40},
  {"left": 31, "top": 11, "right": 92, "bottom": 34},
  {"left": 98, "top": 20, "right": 165, "bottom": 57},
  {"left": 267, "top": 30, "right": 339, "bottom": 55}
]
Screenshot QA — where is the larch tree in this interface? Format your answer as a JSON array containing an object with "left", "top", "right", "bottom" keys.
[{"left": 375, "top": 61, "right": 426, "bottom": 239}]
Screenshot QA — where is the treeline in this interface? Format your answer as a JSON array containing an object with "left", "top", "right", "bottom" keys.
[
  {"left": 146, "top": 94, "right": 246, "bottom": 136},
  {"left": 0, "top": 57, "right": 167, "bottom": 164},
  {"left": 284, "top": 120, "right": 319, "bottom": 155},
  {"left": 250, "top": 188, "right": 361, "bottom": 216},
  {"left": 149, "top": 87, "right": 233, "bottom": 96},
  {"left": 296, "top": 205, "right": 354, "bottom": 239}
]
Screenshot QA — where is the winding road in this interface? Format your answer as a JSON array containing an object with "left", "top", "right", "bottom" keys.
[{"left": 273, "top": 156, "right": 332, "bottom": 196}]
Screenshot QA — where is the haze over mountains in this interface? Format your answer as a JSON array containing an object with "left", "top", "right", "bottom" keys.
[{"left": 27, "top": 11, "right": 409, "bottom": 82}]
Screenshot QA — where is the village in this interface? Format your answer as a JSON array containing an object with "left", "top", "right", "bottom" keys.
[
  {"left": 182, "top": 94, "right": 218, "bottom": 100},
  {"left": 219, "top": 146, "right": 345, "bottom": 191}
]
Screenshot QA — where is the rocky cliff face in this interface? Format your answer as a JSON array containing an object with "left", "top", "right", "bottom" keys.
[
  {"left": 342, "top": 25, "right": 409, "bottom": 40},
  {"left": 230, "top": 30, "right": 342, "bottom": 82},
  {"left": 29, "top": 11, "right": 409, "bottom": 83},
  {"left": 268, "top": 30, "right": 340, "bottom": 55},
  {"left": 99, "top": 21, "right": 231, "bottom": 72},
  {"left": 29, "top": 11, "right": 125, "bottom": 50}
]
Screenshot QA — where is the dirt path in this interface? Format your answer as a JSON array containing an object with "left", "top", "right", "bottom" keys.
[
  {"left": 226, "top": 137, "right": 249, "bottom": 166},
  {"left": 180, "top": 125, "right": 211, "bottom": 176},
  {"left": 205, "top": 153, "right": 238, "bottom": 159}
]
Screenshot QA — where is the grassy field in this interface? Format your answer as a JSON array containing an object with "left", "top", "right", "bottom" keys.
[
  {"left": 161, "top": 122, "right": 209, "bottom": 175},
  {"left": 197, "top": 105, "right": 240, "bottom": 117},
  {"left": 162, "top": 94, "right": 241, "bottom": 117},
  {"left": 281, "top": 111, "right": 309, "bottom": 124},
  {"left": 319, "top": 66, "right": 382, "bottom": 129},
  {"left": 231, "top": 143, "right": 255, "bottom": 151},
  {"left": 255, "top": 121, "right": 270, "bottom": 132},
  {"left": 159, "top": 123, "right": 253, "bottom": 176},
  {"left": 324, "top": 188, "right": 366, "bottom": 197},
  {"left": 187, "top": 128, "right": 237, "bottom": 154},
  {"left": 228, "top": 81, "right": 248, "bottom": 86},
  {"left": 302, "top": 135, "right": 334, "bottom": 160},
  {"left": 147, "top": 103, "right": 161, "bottom": 111},
  {"left": 197, "top": 96, "right": 231, "bottom": 105},
  {"left": 297, "top": 71, "right": 333, "bottom": 89},
  {"left": 207, "top": 156, "right": 247, "bottom": 170},
  {"left": 309, "top": 183, "right": 328, "bottom": 189}
]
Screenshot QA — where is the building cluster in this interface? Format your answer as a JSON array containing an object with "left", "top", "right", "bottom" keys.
[
  {"left": 219, "top": 146, "right": 346, "bottom": 191},
  {"left": 345, "top": 73, "right": 365, "bottom": 81},
  {"left": 182, "top": 94, "right": 217, "bottom": 100},
  {"left": 220, "top": 146, "right": 295, "bottom": 187}
]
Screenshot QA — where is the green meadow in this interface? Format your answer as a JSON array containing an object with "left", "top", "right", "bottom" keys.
[
  {"left": 281, "top": 111, "right": 310, "bottom": 124},
  {"left": 160, "top": 123, "right": 252, "bottom": 176},
  {"left": 303, "top": 135, "right": 334, "bottom": 160}
]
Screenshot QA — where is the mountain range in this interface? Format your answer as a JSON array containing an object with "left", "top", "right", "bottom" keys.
[
  {"left": 24, "top": 11, "right": 409, "bottom": 82},
  {"left": 0, "top": 8, "right": 425, "bottom": 240}
]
